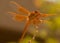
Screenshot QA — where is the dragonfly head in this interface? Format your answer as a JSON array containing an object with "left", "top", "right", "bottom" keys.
[{"left": 34, "top": 11, "right": 38, "bottom": 13}]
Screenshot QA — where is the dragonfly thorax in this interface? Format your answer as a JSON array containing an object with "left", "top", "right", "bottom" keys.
[{"left": 29, "top": 11, "right": 40, "bottom": 21}]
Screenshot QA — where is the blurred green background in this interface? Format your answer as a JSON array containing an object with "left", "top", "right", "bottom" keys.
[{"left": 0, "top": 0, "right": 60, "bottom": 43}]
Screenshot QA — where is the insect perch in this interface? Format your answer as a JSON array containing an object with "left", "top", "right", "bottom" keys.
[{"left": 8, "top": 1, "right": 55, "bottom": 43}]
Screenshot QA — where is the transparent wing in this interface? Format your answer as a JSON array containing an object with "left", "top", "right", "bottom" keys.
[
  {"left": 10, "top": 1, "right": 30, "bottom": 15},
  {"left": 8, "top": 12, "right": 27, "bottom": 22}
]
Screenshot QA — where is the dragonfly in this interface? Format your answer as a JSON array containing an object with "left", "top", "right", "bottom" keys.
[{"left": 8, "top": 1, "right": 55, "bottom": 42}]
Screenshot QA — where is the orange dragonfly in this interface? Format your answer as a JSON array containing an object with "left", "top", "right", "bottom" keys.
[{"left": 8, "top": 1, "right": 55, "bottom": 42}]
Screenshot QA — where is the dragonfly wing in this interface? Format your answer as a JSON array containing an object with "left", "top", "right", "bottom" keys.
[
  {"left": 14, "top": 14, "right": 27, "bottom": 22},
  {"left": 41, "top": 13, "right": 56, "bottom": 17},
  {"left": 8, "top": 12, "right": 27, "bottom": 22},
  {"left": 10, "top": 1, "right": 30, "bottom": 15}
]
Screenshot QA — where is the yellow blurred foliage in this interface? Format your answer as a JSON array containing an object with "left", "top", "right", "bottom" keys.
[
  {"left": 46, "top": 38, "right": 59, "bottom": 43},
  {"left": 39, "top": 30, "right": 48, "bottom": 39},
  {"left": 54, "top": 16, "right": 60, "bottom": 26},
  {"left": 21, "top": 36, "right": 38, "bottom": 43}
]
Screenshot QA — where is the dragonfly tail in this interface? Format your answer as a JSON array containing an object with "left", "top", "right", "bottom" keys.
[{"left": 18, "top": 21, "right": 30, "bottom": 43}]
